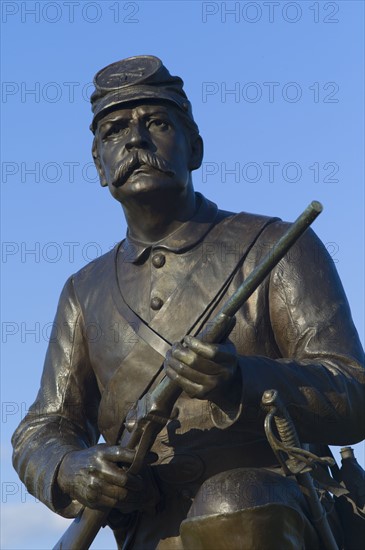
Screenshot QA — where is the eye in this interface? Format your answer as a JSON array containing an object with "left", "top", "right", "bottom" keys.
[
  {"left": 102, "top": 123, "right": 129, "bottom": 141},
  {"left": 147, "top": 118, "right": 170, "bottom": 131}
]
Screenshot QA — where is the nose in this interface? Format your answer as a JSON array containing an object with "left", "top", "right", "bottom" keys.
[{"left": 125, "top": 122, "right": 149, "bottom": 151}]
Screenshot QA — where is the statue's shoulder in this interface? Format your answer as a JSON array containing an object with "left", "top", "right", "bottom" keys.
[
  {"left": 70, "top": 242, "right": 120, "bottom": 291},
  {"left": 215, "top": 207, "right": 281, "bottom": 238},
  {"left": 215, "top": 206, "right": 324, "bottom": 258},
  {"left": 217, "top": 207, "right": 277, "bottom": 225}
]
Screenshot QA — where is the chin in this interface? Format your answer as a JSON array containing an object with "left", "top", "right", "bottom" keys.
[{"left": 118, "top": 175, "right": 186, "bottom": 198}]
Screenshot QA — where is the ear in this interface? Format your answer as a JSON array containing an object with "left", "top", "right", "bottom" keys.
[
  {"left": 92, "top": 137, "right": 108, "bottom": 187},
  {"left": 188, "top": 135, "right": 204, "bottom": 171}
]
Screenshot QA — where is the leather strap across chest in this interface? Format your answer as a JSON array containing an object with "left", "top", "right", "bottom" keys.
[{"left": 98, "top": 212, "right": 277, "bottom": 443}]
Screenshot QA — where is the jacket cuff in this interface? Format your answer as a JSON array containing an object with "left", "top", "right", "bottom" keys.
[
  {"left": 23, "top": 439, "right": 84, "bottom": 518},
  {"left": 50, "top": 449, "right": 83, "bottom": 518},
  {"left": 209, "top": 368, "right": 244, "bottom": 429}
]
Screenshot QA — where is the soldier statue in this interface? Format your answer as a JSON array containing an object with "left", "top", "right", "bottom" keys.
[{"left": 12, "top": 56, "right": 365, "bottom": 549}]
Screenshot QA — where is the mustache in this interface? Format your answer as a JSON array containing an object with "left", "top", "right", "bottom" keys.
[{"left": 112, "top": 151, "right": 176, "bottom": 188}]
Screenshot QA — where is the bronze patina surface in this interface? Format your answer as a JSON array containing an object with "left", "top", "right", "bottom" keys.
[{"left": 12, "top": 56, "right": 365, "bottom": 550}]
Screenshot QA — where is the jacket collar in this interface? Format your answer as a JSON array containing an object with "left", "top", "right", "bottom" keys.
[{"left": 119, "top": 193, "right": 218, "bottom": 264}]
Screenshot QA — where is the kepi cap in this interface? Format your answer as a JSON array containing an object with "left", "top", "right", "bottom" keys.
[{"left": 90, "top": 55, "right": 197, "bottom": 133}]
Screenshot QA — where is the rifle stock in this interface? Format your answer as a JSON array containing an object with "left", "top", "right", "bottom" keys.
[
  {"left": 54, "top": 508, "right": 109, "bottom": 550},
  {"left": 53, "top": 201, "right": 322, "bottom": 550}
]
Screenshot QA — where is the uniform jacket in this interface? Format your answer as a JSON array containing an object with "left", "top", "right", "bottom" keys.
[{"left": 12, "top": 193, "right": 365, "bottom": 523}]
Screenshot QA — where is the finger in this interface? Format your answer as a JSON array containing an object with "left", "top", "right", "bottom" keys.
[
  {"left": 102, "top": 446, "right": 135, "bottom": 464},
  {"left": 97, "top": 483, "right": 129, "bottom": 501},
  {"left": 184, "top": 336, "right": 236, "bottom": 362},
  {"left": 165, "top": 363, "right": 210, "bottom": 398},
  {"left": 166, "top": 355, "right": 215, "bottom": 384},
  {"left": 90, "top": 461, "right": 129, "bottom": 488},
  {"left": 120, "top": 473, "right": 144, "bottom": 493},
  {"left": 86, "top": 493, "right": 118, "bottom": 510},
  {"left": 94, "top": 462, "right": 144, "bottom": 493},
  {"left": 170, "top": 343, "right": 197, "bottom": 367},
  {"left": 171, "top": 345, "right": 223, "bottom": 375},
  {"left": 83, "top": 479, "right": 118, "bottom": 509},
  {"left": 102, "top": 474, "right": 143, "bottom": 499},
  {"left": 171, "top": 343, "right": 221, "bottom": 374}
]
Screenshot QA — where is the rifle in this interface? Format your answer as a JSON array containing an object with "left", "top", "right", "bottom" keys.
[{"left": 54, "top": 201, "right": 322, "bottom": 550}]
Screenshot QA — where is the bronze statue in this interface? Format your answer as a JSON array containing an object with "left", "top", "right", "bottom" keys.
[{"left": 12, "top": 56, "right": 365, "bottom": 550}]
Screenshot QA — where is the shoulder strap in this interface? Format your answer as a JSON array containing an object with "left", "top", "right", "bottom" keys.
[
  {"left": 110, "top": 289, "right": 171, "bottom": 358},
  {"left": 99, "top": 212, "right": 277, "bottom": 443}
]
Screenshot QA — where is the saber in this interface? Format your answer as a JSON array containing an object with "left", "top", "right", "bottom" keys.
[{"left": 262, "top": 389, "right": 339, "bottom": 550}]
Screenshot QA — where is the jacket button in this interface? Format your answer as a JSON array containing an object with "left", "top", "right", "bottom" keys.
[
  {"left": 152, "top": 253, "right": 166, "bottom": 268},
  {"left": 150, "top": 296, "right": 164, "bottom": 310}
]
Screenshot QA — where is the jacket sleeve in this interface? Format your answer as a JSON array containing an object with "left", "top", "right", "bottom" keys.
[
  {"left": 211, "top": 225, "right": 365, "bottom": 445},
  {"left": 11, "top": 276, "right": 101, "bottom": 518}
]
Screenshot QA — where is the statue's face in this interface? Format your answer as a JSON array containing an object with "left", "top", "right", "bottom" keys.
[{"left": 94, "top": 103, "right": 195, "bottom": 203}]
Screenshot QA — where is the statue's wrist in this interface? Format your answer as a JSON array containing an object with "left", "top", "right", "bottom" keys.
[
  {"left": 210, "top": 366, "right": 242, "bottom": 412},
  {"left": 56, "top": 451, "right": 77, "bottom": 495}
]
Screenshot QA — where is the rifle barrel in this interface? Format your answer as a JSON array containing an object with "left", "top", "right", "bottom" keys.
[{"left": 218, "top": 200, "right": 323, "bottom": 320}]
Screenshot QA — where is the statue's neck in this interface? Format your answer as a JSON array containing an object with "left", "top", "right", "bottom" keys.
[{"left": 122, "top": 185, "right": 196, "bottom": 244}]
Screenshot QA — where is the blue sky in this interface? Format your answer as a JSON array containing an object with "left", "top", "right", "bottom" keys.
[{"left": 1, "top": 1, "right": 364, "bottom": 548}]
